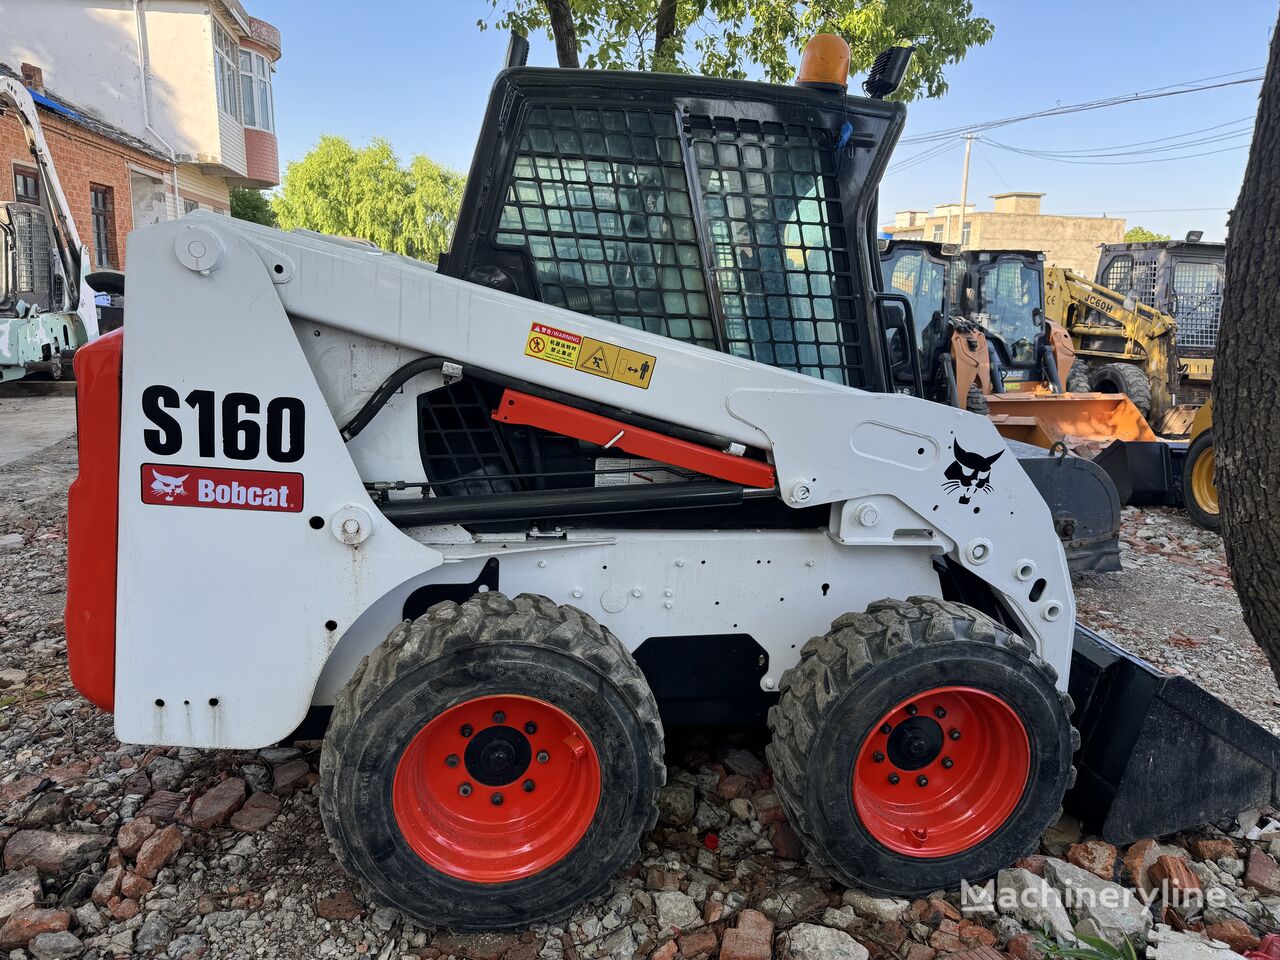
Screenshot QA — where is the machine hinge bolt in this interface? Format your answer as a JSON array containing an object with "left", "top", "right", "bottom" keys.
[
  {"left": 949, "top": 728, "right": 961, "bottom": 741},
  {"left": 491, "top": 792, "right": 504, "bottom": 806},
  {"left": 942, "top": 757, "right": 954, "bottom": 769},
  {"left": 525, "top": 721, "right": 537, "bottom": 734},
  {"left": 632, "top": 587, "right": 642, "bottom": 597},
  {"left": 538, "top": 560, "right": 547, "bottom": 568},
  {"left": 664, "top": 601, "right": 673, "bottom": 609},
  {"left": 493, "top": 711, "right": 506, "bottom": 723},
  {"left": 934, "top": 706, "right": 947, "bottom": 719},
  {"left": 917, "top": 775, "right": 929, "bottom": 787},
  {"left": 873, "top": 752, "right": 885, "bottom": 763},
  {"left": 880, "top": 723, "right": 892, "bottom": 735},
  {"left": 460, "top": 724, "right": 474, "bottom": 737},
  {"left": 762, "top": 677, "right": 776, "bottom": 690},
  {"left": 675, "top": 559, "right": 685, "bottom": 567},
  {"left": 906, "top": 704, "right": 918, "bottom": 716},
  {"left": 536, "top": 750, "right": 549, "bottom": 764},
  {"left": 459, "top": 782, "right": 473, "bottom": 797},
  {"left": 805, "top": 559, "right": 815, "bottom": 567},
  {"left": 664, "top": 589, "right": 673, "bottom": 598},
  {"left": 888, "top": 773, "right": 900, "bottom": 785},
  {"left": 790, "top": 481, "right": 813, "bottom": 504},
  {"left": 854, "top": 502, "right": 879, "bottom": 527},
  {"left": 523, "top": 779, "right": 535, "bottom": 793},
  {"left": 445, "top": 754, "right": 459, "bottom": 767},
  {"left": 572, "top": 588, "right": 583, "bottom": 598}
]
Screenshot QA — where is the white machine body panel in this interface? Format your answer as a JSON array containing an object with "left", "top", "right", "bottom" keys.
[{"left": 113, "top": 214, "right": 1074, "bottom": 747}]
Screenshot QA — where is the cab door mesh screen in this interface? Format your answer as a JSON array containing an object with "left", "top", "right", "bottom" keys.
[
  {"left": 686, "top": 115, "right": 862, "bottom": 385},
  {"left": 492, "top": 105, "right": 716, "bottom": 348}
]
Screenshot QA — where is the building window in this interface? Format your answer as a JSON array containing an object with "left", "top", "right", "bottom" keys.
[
  {"left": 961, "top": 221, "right": 971, "bottom": 246},
  {"left": 214, "top": 20, "right": 240, "bottom": 120},
  {"left": 240, "top": 49, "right": 274, "bottom": 132},
  {"left": 183, "top": 198, "right": 199, "bottom": 215},
  {"left": 90, "top": 186, "right": 113, "bottom": 268},
  {"left": 14, "top": 167, "right": 39, "bottom": 203},
  {"left": 932, "top": 224, "right": 944, "bottom": 242}
]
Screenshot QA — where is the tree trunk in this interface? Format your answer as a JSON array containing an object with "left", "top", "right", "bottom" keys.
[
  {"left": 1216, "top": 9, "right": 1280, "bottom": 683},
  {"left": 541, "top": 0, "right": 580, "bottom": 68},
  {"left": 654, "top": 0, "right": 679, "bottom": 69}
]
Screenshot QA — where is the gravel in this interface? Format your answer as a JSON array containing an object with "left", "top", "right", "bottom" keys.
[{"left": 1, "top": 428, "right": 1277, "bottom": 959}]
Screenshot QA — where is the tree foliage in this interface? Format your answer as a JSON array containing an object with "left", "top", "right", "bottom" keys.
[
  {"left": 270, "top": 136, "right": 465, "bottom": 262},
  {"left": 1123, "top": 226, "right": 1170, "bottom": 243},
  {"left": 480, "top": 0, "right": 993, "bottom": 100},
  {"left": 229, "top": 188, "right": 277, "bottom": 227}
]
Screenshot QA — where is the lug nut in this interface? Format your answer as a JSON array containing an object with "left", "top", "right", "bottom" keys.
[
  {"left": 460, "top": 724, "right": 473, "bottom": 737},
  {"left": 445, "top": 754, "right": 459, "bottom": 767},
  {"left": 906, "top": 704, "right": 918, "bottom": 716},
  {"left": 942, "top": 757, "right": 954, "bottom": 769},
  {"left": 459, "top": 782, "right": 473, "bottom": 797},
  {"left": 537, "top": 750, "right": 549, "bottom": 764},
  {"left": 493, "top": 710, "right": 506, "bottom": 723},
  {"left": 917, "top": 775, "right": 929, "bottom": 787},
  {"left": 525, "top": 721, "right": 538, "bottom": 735},
  {"left": 873, "top": 751, "right": 885, "bottom": 763},
  {"left": 523, "top": 779, "right": 535, "bottom": 792},
  {"left": 880, "top": 723, "right": 892, "bottom": 735},
  {"left": 491, "top": 792, "right": 504, "bottom": 805},
  {"left": 934, "top": 706, "right": 947, "bottom": 719},
  {"left": 949, "top": 728, "right": 961, "bottom": 741},
  {"left": 888, "top": 773, "right": 900, "bottom": 785}
]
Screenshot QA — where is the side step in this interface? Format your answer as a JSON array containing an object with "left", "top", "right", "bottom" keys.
[{"left": 1066, "top": 625, "right": 1280, "bottom": 842}]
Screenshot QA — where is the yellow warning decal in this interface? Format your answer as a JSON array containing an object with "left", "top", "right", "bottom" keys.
[{"left": 525, "top": 323, "right": 656, "bottom": 389}]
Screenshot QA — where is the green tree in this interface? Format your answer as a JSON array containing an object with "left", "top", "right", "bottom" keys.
[
  {"left": 480, "top": 0, "right": 993, "bottom": 100},
  {"left": 1123, "top": 226, "right": 1171, "bottom": 243},
  {"left": 270, "top": 136, "right": 465, "bottom": 262},
  {"left": 229, "top": 188, "right": 277, "bottom": 227}
]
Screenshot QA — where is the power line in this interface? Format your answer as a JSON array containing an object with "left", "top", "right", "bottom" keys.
[
  {"left": 884, "top": 139, "right": 960, "bottom": 176},
  {"left": 1059, "top": 206, "right": 1231, "bottom": 215},
  {"left": 901, "top": 74, "right": 1263, "bottom": 145},
  {"left": 1005, "top": 116, "right": 1254, "bottom": 157},
  {"left": 983, "top": 138, "right": 1250, "bottom": 166}
]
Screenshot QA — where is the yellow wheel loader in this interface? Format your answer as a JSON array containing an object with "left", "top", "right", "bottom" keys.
[
  {"left": 1043, "top": 266, "right": 1199, "bottom": 436},
  {"left": 1182, "top": 399, "right": 1218, "bottom": 530},
  {"left": 64, "top": 36, "right": 1275, "bottom": 931}
]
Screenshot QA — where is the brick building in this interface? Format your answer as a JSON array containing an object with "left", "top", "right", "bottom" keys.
[
  {"left": 883, "top": 192, "right": 1126, "bottom": 276},
  {"left": 1, "top": 0, "right": 283, "bottom": 270}
]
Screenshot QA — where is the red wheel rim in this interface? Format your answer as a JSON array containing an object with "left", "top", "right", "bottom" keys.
[
  {"left": 392, "top": 694, "right": 601, "bottom": 883},
  {"left": 852, "top": 686, "right": 1030, "bottom": 857}
]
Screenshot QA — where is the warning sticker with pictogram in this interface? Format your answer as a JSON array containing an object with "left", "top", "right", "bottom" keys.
[
  {"left": 525, "top": 323, "right": 582, "bottom": 367},
  {"left": 525, "top": 322, "right": 657, "bottom": 389}
]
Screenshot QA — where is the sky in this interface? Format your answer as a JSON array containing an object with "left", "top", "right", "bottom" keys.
[{"left": 250, "top": 0, "right": 1277, "bottom": 242}]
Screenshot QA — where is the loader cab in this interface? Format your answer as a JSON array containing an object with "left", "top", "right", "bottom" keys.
[
  {"left": 963, "top": 251, "right": 1045, "bottom": 373},
  {"left": 0, "top": 201, "right": 65, "bottom": 316},
  {"left": 1096, "top": 239, "right": 1225, "bottom": 359},
  {"left": 876, "top": 238, "right": 959, "bottom": 389},
  {"left": 442, "top": 65, "right": 908, "bottom": 395}
]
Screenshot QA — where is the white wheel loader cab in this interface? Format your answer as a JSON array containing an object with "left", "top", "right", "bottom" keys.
[{"left": 66, "top": 41, "right": 1080, "bottom": 926}]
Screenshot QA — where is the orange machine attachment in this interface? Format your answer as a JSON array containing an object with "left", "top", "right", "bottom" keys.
[{"left": 950, "top": 326, "right": 993, "bottom": 400}]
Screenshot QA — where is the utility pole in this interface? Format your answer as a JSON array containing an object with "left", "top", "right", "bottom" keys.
[{"left": 955, "top": 133, "right": 976, "bottom": 245}]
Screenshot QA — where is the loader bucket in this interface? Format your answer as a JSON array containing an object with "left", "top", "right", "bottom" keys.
[
  {"left": 985, "top": 392, "right": 1159, "bottom": 445},
  {"left": 1066, "top": 625, "right": 1280, "bottom": 843}
]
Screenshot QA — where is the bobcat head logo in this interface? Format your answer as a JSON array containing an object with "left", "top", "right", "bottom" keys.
[
  {"left": 942, "top": 440, "right": 1003, "bottom": 505},
  {"left": 150, "top": 470, "right": 188, "bottom": 502}
]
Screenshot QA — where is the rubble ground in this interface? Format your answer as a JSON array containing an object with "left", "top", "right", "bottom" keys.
[{"left": 2, "top": 431, "right": 1279, "bottom": 960}]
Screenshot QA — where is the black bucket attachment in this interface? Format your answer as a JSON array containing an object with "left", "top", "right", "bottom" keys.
[
  {"left": 1066, "top": 625, "right": 1280, "bottom": 843},
  {"left": 1012, "top": 440, "right": 1122, "bottom": 574},
  {"left": 1093, "top": 439, "right": 1187, "bottom": 507}
]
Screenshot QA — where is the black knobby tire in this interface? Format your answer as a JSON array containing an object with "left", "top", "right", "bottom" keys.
[
  {"left": 765, "top": 597, "right": 1077, "bottom": 896},
  {"left": 319, "top": 591, "right": 665, "bottom": 929},
  {"left": 965, "top": 385, "right": 989, "bottom": 415},
  {"left": 1066, "top": 360, "right": 1092, "bottom": 395},
  {"left": 1089, "top": 362, "right": 1153, "bottom": 418},
  {"left": 1182, "top": 429, "right": 1221, "bottom": 531}
]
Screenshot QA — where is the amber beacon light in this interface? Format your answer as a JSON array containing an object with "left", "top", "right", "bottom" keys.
[{"left": 796, "top": 34, "right": 851, "bottom": 91}]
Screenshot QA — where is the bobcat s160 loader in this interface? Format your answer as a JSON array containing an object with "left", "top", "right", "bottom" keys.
[{"left": 65, "top": 36, "right": 1280, "bottom": 930}]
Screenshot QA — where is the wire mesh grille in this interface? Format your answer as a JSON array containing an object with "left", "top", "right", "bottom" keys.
[
  {"left": 416, "top": 382, "right": 520, "bottom": 497},
  {"left": 493, "top": 105, "right": 715, "bottom": 347},
  {"left": 686, "top": 115, "right": 859, "bottom": 385},
  {"left": 12, "top": 208, "right": 52, "bottom": 307},
  {"left": 1171, "top": 261, "right": 1222, "bottom": 351}
]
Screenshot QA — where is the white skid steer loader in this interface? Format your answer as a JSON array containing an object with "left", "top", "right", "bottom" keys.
[{"left": 64, "top": 37, "right": 1280, "bottom": 930}]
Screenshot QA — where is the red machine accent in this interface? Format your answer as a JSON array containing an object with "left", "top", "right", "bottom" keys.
[
  {"left": 492, "top": 389, "right": 777, "bottom": 489},
  {"left": 852, "top": 686, "right": 1030, "bottom": 857},
  {"left": 392, "top": 694, "right": 601, "bottom": 883},
  {"left": 65, "top": 328, "right": 124, "bottom": 712}
]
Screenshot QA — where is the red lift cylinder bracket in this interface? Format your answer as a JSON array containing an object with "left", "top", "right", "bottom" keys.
[{"left": 492, "top": 389, "right": 777, "bottom": 490}]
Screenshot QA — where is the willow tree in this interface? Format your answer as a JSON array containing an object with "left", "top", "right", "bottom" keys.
[
  {"left": 479, "top": 0, "right": 994, "bottom": 99},
  {"left": 1216, "top": 9, "right": 1280, "bottom": 681},
  {"left": 271, "top": 137, "right": 465, "bottom": 263}
]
